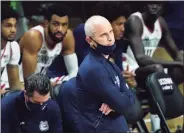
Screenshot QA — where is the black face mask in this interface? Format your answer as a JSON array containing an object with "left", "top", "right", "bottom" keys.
[
  {"left": 25, "top": 99, "right": 48, "bottom": 112},
  {"left": 90, "top": 38, "right": 116, "bottom": 55}
]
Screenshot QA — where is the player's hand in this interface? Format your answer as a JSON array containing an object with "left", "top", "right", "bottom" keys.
[
  {"left": 50, "top": 76, "right": 67, "bottom": 87},
  {"left": 0, "top": 89, "right": 9, "bottom": 95},
  {"left": 51, "top": 82, "right": 57, "bottom": 87},
  {"left": 99, "top": 103, "right": 114, "bottom": 115},
  {"left": 109, "top": 58, "right": 115, "bottom": 63},
  {"left": 122, "top": 65, "right": 137, "bottom": 88}
]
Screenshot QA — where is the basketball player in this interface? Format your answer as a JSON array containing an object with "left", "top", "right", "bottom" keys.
[
  {"left": 124, "top": 2, "right": 184, "bottom": 132},
  {"left": 1, "top": 4, "right": 24, "bottom": 94},
  {"left": 124, "top": 2, "right": 184, "bottom": 89},
  {"left": 19, "top": 4, "right": 78, "bottom": 86}
]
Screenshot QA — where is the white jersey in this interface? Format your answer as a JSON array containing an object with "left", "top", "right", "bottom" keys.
[
  {"left": 123, "top": 12, "right": 162, "bottom": 72},
  {"left": 1, "top": 41, "right": 21, "bottom": 89},
  {"left": 19, "top": 25, "right": 62, "bottom": 82}
]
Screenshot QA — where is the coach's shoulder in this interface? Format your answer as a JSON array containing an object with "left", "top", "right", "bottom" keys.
[{"left": 47, "top": 99, "right": 61, "bottom": 112}]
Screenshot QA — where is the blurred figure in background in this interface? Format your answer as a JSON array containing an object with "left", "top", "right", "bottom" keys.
[
  {"left": 1, "top": 3, "right": 24, "bottom": 94},
  {"left": 124, "top": 2, "right": 184, "bottom": 90},
  {"left": 124, "top": 2, "right": 184, "bottom": 132}
]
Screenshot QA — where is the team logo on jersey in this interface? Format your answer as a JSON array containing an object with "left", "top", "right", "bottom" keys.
[
  {"left": 40, "top": 48, "right": 47, "bottom": 55},
  {"left": 3, "top": 54, "right": 9, "bottom": 64},
  {"left": 39, "top": 121, "right": 49, "bottom": 131},
  {"left": 114, "top": 76, "right": 120, "bottom": 87},
  {"left": 3, "top": 54, "right": 8, "bottom": 58}
]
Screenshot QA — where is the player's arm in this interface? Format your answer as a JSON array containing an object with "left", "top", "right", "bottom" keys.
[
  {"left": 7, "top": 42, "right": 24, "bottom": 90},
  {"left": 125, "top": 15, "right": 183, "bottom": 68},
  {"left": 7, "top": 65, "right": 24, "bottom": 90},
  {"left": 62, "top": 29, "right": 78, "bottom": 81},
  {"left": 19, "top": 30, "right": 42, "bottom": 79},
  {"left": 159, "top": 17, "right": 183, "bottom": 62}
]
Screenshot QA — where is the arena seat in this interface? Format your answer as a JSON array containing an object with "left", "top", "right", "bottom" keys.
[{"left": 146, "top": 72, "right": 184, "bottom": 133}]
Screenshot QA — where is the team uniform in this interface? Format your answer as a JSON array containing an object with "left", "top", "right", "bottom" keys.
[
  {"left": 19, "top": 25, "right": 62, "bottom": 82},
  {"left": 122, "top": 12, "right": 164, "bottom": 132},
  {"left": 122, "top": 12, "right": 162, "bottom": 72},
  {"left": 1, "top": 41, "right": 20, "bottom": 89}
]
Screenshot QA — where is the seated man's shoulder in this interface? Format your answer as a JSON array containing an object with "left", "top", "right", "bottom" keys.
[
  {"left": 127, "top": 15, "right": 141, "bottom": 26},
  {"left": 130, "top": 13, "right": 140, "bottom": 20},
  {"left": 20, "top": 29, "right": 43, "bottom": 50},
  {"left": 23, "top": 29, "right": 42, "bottom": 40},
  {"left": 8, "top": 41, "right": 20, "bottom": 52},
  {"left": 65, "top": 28, "right": 74, "bottom": 37},
  {"left": 47, "top": 99, "right": 60, "bottom": 111},
  {"left": 1, "top": 91, "right": 23, "bottom": 109},
  {"left": 46, "top": 99, "right": 61, "bottom": 118},
  {"left": 10, "top": 41, "right": 20, "bottom": 46}
]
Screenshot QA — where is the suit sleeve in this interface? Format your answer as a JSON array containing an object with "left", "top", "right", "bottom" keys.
[{"left": 85, "top": 67, "right": 135, "bottom": 114}]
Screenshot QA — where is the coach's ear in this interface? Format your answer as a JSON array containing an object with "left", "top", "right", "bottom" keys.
[{"left": 86, "top": 36, "right": 94, "bottom": 48}]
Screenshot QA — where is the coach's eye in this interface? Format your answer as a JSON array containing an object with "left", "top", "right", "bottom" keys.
[{"left": 53, "top": 23, "right": 59, "bottom": 26}]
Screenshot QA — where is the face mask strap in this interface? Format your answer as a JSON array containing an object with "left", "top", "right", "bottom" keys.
[{"left": 25, "top": 98, "right": 32, "bottom": 111}]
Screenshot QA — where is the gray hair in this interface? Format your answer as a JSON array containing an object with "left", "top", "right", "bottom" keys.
[{"left": 84, "top": 15, "right": 110, "bottom": 37}]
